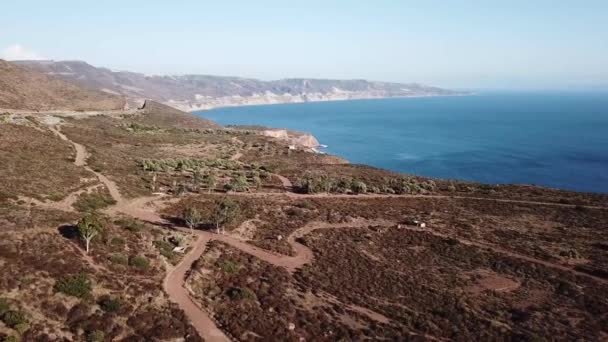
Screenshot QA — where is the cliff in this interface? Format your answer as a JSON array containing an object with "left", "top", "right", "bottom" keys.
[{"left": 261, "top": 129, "right": 321, "bottom": 149}]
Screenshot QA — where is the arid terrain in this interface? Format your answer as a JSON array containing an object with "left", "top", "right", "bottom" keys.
[
  {"left": 14, "top": 60, "right": 461, "bottom": 112},
  {"left": 1, "top": 60, "right": 607, "bottom": 341}
]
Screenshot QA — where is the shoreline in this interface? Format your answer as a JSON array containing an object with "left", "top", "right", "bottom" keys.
[
  {"left": 194, "top": 93, "right": 608, "bottom": 195},
  {"left": 186, "top": 93, "right": 472, "bottom": 113}
]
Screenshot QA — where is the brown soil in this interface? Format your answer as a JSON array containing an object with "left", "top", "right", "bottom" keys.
[{"left": 0, "top": 59, "right": 124, "bottom": 111}]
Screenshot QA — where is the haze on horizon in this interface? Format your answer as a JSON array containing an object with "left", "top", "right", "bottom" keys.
[{"left": 1, "top": 0, "right": 607, "bottom": 91}]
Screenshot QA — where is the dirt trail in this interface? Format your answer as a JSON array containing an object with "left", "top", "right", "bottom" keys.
[
  {"left": 164, "top": 218, "right": 389, "bottom": 274},
  {"left": 201, "top": 191, "right": 608, "bottom": 211},
  {"left": 46, "top": 125, "right": 228, "bottom": 341},
  {"left": 399, "top": 226, "right": 608, "bottom": 285},
  {"left": 49, "top": 125, "right": 125, "bottom": 205},
  {"left": 163, "top": 235, "right": 230, "bottom": 342}
]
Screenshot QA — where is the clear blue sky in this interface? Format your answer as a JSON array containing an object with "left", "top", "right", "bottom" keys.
[{"left": 1, "top": 0, "right": 607, "bottom": 90}]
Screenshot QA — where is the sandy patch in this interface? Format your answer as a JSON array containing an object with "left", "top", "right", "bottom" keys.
[{"left": 465, "top": 269, "right": 520, "bottom": 294}]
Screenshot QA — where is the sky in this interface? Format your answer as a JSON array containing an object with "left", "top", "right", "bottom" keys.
[{"left": 1, "top": 0, "right": 607, "bottom": 90}]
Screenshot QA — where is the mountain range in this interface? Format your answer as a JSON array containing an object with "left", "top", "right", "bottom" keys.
[{"left": 15, "top": 60, "right": 460, "bottom": 111}]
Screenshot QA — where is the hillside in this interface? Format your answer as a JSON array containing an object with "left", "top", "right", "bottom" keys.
[
  {"left": 1, "top": 61, "right": 607, "bottom": 341},
  {"left": 15, "top": 60, "right": 461, "bottom": 111},
  {"left": 2, "top": 105, "right": 607, "bottom": 340},
  {"left": 0, "top": 59, "right": 125, "bottom": 111},
  {"left": 135, "top": 100, "right": 220, "bottom": 129}
]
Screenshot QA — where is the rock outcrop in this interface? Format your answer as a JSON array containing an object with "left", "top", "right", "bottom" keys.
[{"left": 261, "top": 129, "right": 320, "bottom": 149}]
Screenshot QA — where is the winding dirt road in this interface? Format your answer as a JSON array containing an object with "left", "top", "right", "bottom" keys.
[{"left": 163, "top": 235, "right": 229, "bottom": 342}]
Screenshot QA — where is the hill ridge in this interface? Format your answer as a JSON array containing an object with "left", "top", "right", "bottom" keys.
[{"left": 15, "top": 59, "right": 462, "bottom": 111}]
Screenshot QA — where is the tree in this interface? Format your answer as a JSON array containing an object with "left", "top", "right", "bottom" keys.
[
  {"left": 77, "top": 214, "right": 102, "bottom": 254},
  {"left": 252, "top": 175, "right": 262, "bottom": 190},
  {"left": 206, "top": 172, "right": 217, "bottom": 193},
  {"left": 183, "top": 207, "right": 202, "bottom": 234},
  {"left": 350, "top": 180, "right": 367, "bottom": 194},
  {"left": 192, "top": 169, "right": 203, "bottom": 193},
  {"left": 231, "top": 174, "right": 248, "bottom": 192},
  {"left": 212, "top": 199, "right": 240, "bottom": 234}
]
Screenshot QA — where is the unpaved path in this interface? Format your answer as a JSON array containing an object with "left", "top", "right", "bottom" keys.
[
  {"left": 47, "top": 125, "right": 230, "bottom": 341},
  {"left": 399, "top": 226, "right": 608, "bottom": 285},
  {"left": 201, "top": 191, "right": 608, "bottom": 211},
  {"left": 49, "top": 125, "right": 124, "bottom": 205},
  {"left": 164, "top": 235, "right": 230, "bottom": 342}
]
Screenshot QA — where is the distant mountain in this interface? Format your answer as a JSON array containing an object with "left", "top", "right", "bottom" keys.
[
  {"left": 0, "top": 59, "right": 125, "bottom": 111},
  {"left": 15, "top": 60, "right": 462, "bottom": 112}
]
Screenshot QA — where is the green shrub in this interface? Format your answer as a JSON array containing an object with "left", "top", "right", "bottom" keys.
[
  {"left": 129, "top": 255, "right": 150, "bottom": 269},
  {"left": 154, "top": 240, "right": 176, "bottom": 260},
  {"left": 218, "top": 260, "right": 239, "bottom": 274},
  {"left": 230, "top": 175, "right": 249, "bottom": 192},
  {"left": 154, "top": 240, "right": 174, "bottom": 251},
  {"left": 109, "top": 254, "right": 128, "bottom": 265},
  {"left": 54, "top": 273, "right": 92, "bottom": 298},
  {"left": 14, "top": 322, "right": 29, "bottom": 335},
  {"left": 1, "top": 310, "right": 27, "bottom": 328},
  {"left": 0, "top": 298, "right": 9, "bottom": 315},
  {"left": 226, "top": 287, "right": 256, "bottom": 301},
  {"left": 73, "top": 191, "right": 117, "bottom": 212},
  {"left": 86, "top": 330, "right": 105, "bottom": 342},
  {"left": 110, "top": 237, "right": 125, "bottom": 247},
  {"left": 223, "top": 183, "right": 234, "bottom": 192},
  {"left": 3, "top": 336, "right": 19, "bottom": 342},
  {"left": 116, "top": 218, "right": 145, "bottom": 233},
  {"left": 98, "top": 296, "right": 122, "bottom": 313},
  {"left": 350, "top": 180, "right": 368, "bottom": 194}
]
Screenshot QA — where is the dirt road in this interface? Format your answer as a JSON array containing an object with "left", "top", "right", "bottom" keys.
[{"left": 163, "top": 235, "right": 230, "bottom": 342}]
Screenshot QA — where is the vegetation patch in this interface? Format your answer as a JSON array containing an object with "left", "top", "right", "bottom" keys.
[
  {"left": 129, "top": 255, "right": 150, "bottom": 270},
  {"left": 73, "top": 188, "right": 117, "bottom": 212},
  {"left": 54, "top": 273, "right": 93, "bottom": 299}
]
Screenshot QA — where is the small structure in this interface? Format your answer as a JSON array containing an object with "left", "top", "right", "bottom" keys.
[{"left": 172, "top": 246, "right": 186, "bottom": 254}]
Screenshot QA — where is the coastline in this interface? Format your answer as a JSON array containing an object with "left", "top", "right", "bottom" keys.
[
  {"left": 183, "top": 93, "right": 471, "bottom": 112},
  {"left": 195, "top": 92, "right": 608, "bottom": 194}
]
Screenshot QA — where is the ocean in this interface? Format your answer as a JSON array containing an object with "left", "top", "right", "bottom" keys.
[{"left": 195, "top": 92, "right": 608, "bottom": 193}]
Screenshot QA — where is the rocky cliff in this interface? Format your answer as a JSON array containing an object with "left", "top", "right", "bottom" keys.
[
  {"left": 15, "top": 60, "right": 462, "bottom": 111},
  {"left": 261, "top": 129, "right": 321, "bottom": 149}
]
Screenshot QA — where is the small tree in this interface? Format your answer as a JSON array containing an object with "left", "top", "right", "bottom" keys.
[
  {"left": 252, "top": 175, "right": 262, "bottom": 190},
  {"left": 212, "top": 199, "right": 240, "bottom": 234},
  {"left": 77, "top": 214, "right": 102, "bottom": 254},
  {"left": 231, "top": 174, "right": 249, "bottom": 192},
  {"left": 206, "top": 173, "right": 217, "bottom": 193},
  {"left": 183, "top": 207, "right": 202, "bottom": 234},
  {"left": 351, "top": 180, "right": 367, "bottom": 194}
]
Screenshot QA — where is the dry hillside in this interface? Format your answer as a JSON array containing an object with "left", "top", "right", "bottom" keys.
[
  {"left": 136, "top": 100, "right": 220, "bottom": 129},
  {"left": 0, "top": 59, "right": 125, "bottom": 111}
]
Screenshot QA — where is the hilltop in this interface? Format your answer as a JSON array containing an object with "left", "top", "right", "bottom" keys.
[
  {"left": 15, "top": 60, "right": 461, "bottom": 111},
  {"left": 0, "top": 59, "right": 125, "bottom": 111}
]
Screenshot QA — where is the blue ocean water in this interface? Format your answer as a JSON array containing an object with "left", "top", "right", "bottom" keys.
[{"left": 195, "top": 93, "right": 608, "bottom": 193}]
